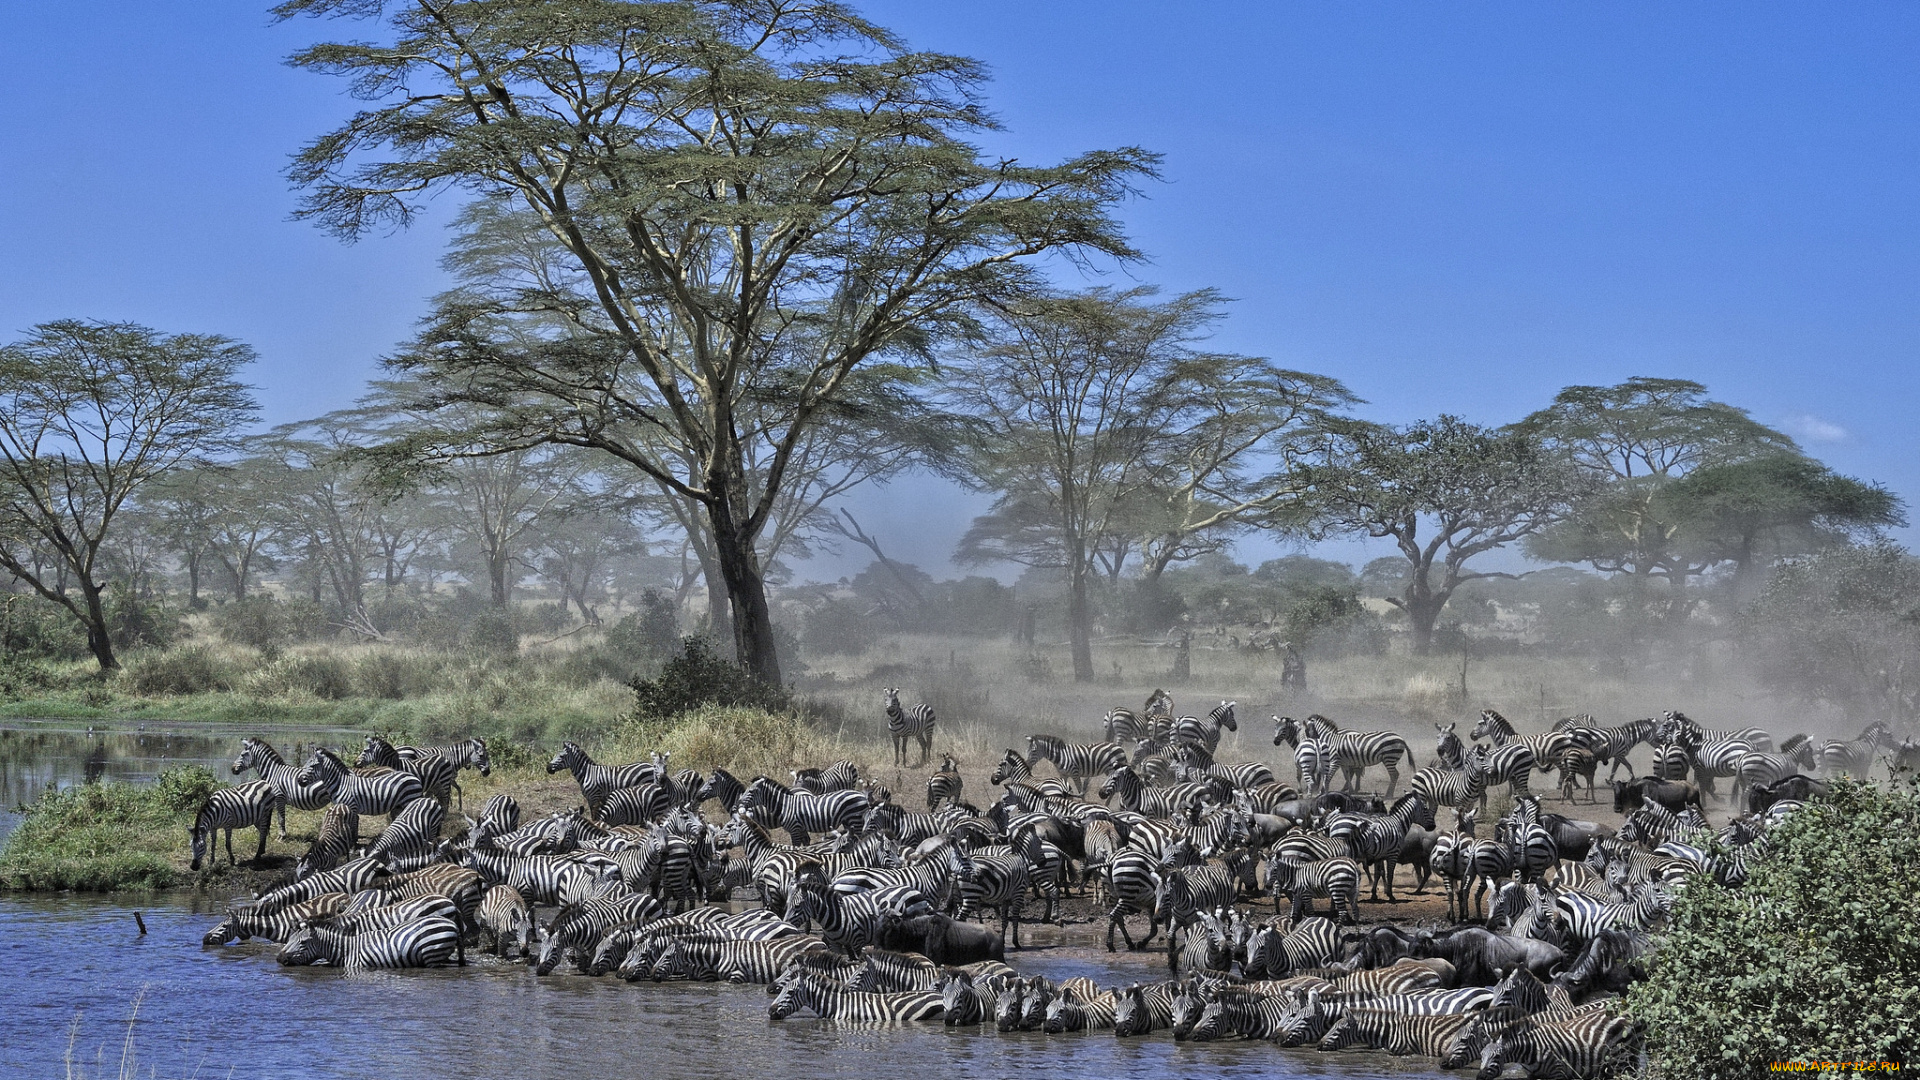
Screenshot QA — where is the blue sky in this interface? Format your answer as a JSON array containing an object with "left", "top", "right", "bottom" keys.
[{"left": 2, "top": 2, "right": 1915, "bottom": 581}]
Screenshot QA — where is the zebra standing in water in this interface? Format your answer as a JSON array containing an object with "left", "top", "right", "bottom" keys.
[
  {"left": 277, "top": 915, "right": 463, "bottom": 971},
  {"left": 768, "top": 970, "right": 946, "bottom": 1023},
  {"left": 232, "top": 737, "right": 331, "bottom": 840},
  {"left": 884, "top": 688, "right": 936, "bottom": 767},
  {"left": 296, "top": 747, "right": 424, "bottom": 821},
  {"left": 1306, "top": 714, "right": 1416, "bottom": 796},
  {"left": 189, "top": 781, "right": 279, "bottom": 870},
  {"left": 1273, "top": 715, "right": 1334, "bottom": 795}
]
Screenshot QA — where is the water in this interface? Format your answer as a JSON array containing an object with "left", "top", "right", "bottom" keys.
[{"left": 0, "top": 728, "right": 1450, "bottom": 1080}]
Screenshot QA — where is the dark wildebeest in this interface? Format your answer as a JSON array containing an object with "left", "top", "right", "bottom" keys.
[
  {"left": 875, "top": 911, "right": 1005, "bottom": 965},
  {"left": 1746, "top": 774, "right": 1830, "bottom": 814},
  {"left": 1411, "top": 926, "right": 1564, "bottom": 987},
  {"left": 1611, "top": 777, "right": 1703, "bottom": 816}
]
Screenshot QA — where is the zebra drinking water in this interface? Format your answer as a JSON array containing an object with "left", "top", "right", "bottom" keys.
[{"left": 189, "top": 781, "right": 279, "bottom": 871}]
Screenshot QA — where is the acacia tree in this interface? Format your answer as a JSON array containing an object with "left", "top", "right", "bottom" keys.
[
  {"left": 951, "top": 288, "right": 1218, "bottom": 681},
  {"left": 1307, "top": 416, "right": 1579, "bottom": 655},
  {"left": 0, "top": 321, "right": 257, "bottom": 668},
  {"left": 281, "top": 0, "right": 1154, "bottom": 683}
]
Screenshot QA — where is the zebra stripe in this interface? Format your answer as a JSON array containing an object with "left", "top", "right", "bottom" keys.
[
  {"left": 547, "top": 741, "right": 657, "bottom": 815},
  {"left": 598, "top": 782, "right": 675, "bottom": 827},
  {"left": 476, "top": 884, "right": 533, "bottom": 958},
  {"left": 1305, "top": 714, "right": 1416, "bottom": 796},
  {"left": 358, "top": 735, "right": 461, "bottom": 808},
  {"left": 296, "top": 748, "right": 423, "bottom": 819},
  {"left": 1554, "top": 886, "right": 1674, "bottom": 945},
  {"left": 925, "top": 755, "right": 963, "bottom": 810},
  {"left": 884, "top": 688, "right": 937, "bottom": 767},
  {"left": 1113, "top": 980, "right": 1180, "bottom": 1037},
  {"left": 364, "top": 796, "right": 446, "bottom": 873},
  {"left": 1273, "top": 715, "right": 1335, "bottom": 795},
  {"left": 248, "top": 856, "right": 390, "bottom": 915},
  {"left": 1027, "top": 735, "right": 1129, "bottom": 795},
  {"left": 231, "top": 737, "right": 331, "bottom": 839},
  {"left": 769, "top": 970, "right": 945, "bottom": 1023},
  {"left": 650, "top": 936, "right": 833, "bottom": 983},
  {"left": 189, "top": 781, "right": 278, "bottom": 870},
  {"left": 1318, "top": 1008, "right": 1480, "bottom": 1058},
  {"left": 1557, "top": 716, "right": 1659, "bottom": 781},
  {"left": 535, "top": 889, "right": 664, "bottom": 975},
  {"left": 1476, "top": 1011, "right": 1639, "bottom": 1078},
  {"left": 203, "top": 893, "right": 350, "bottom": 946},
  {"left": 276, "top": 915, "right": 462, "bottom": 971},
  {"left": 739, "top": 777, "right": 871, "bottom": 844},
  {"left": 296, "top": 804, "right": 359, "bottom": 879},
  {"left": 1268, "top": 855, "right": 1362, "bottom": 924},
  {"left": 461, "top": 848, "right": 611, "bottom": 907}
]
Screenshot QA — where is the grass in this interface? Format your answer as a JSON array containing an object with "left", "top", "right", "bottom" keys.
[{"left": 0, "top": 780, "right": 193, "bottom": 891}]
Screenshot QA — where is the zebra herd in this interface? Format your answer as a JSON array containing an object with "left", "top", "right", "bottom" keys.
[{"left": 187, "top": 696, "right": 1909, "bottom": 1077}]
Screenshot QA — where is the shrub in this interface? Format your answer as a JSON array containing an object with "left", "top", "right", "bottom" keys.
[
  {"left": 213, "top": 595, "right": 330, "bottom": 658},
  {"left": 355, "top": 651, "right": 443, "bottom": 700},
  {"left": 606, "top": 590, "right": 681, "bottom": 664},
  {"left": 0, "top": 593, "right": 90, "bottom": 660},
  {"left": 280, "top": 654, "right": 355, "bottom": 700},
  {"left": 130, "top": 647, "right": 232, "bottom": 695},
  {"left": 1628, "top": 778, "right": 1920, "bottom": 1075},
  {"left": 153, "top": 765, "right": 220, "bottom": 813},
  {"left": 107, "top": 585, "right": 181, "bottom": 651},
  {"left": 0, "top": 781, "right": 187, "bottom": 891},
  {"left": 464, "top": 608, "right": 522, "bottom": 655},
  {"left": 802, "top": 600, "right": 879, "bottom": 657},
  {"left": 628, "top": 636, "right": 789, "bottom": 720},
  {"left": 0, "top": 654, "right": 59, "bottom": 698}
]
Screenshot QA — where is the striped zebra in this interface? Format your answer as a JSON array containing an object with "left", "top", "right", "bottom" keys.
[
  {"left": 988, "top": 749, "right": 1034, "bottom": 787},
  {"left": 883, "top": 688, "right": 936, "bottom": 767},
  {"left": 1172, "top": 701, "right": 1238, "bottom": 754},
  {"left": 1556, "top": 716, "right": 1659, "bottom": 782},
  {"left": 860, "top": 804, "right": 971, "bottom": 847},
  {"left": 363, "top": 796, "right": 445, "bottom": 873},
  {"left": 1027, "top": 734, "right": 1129, "bottom": 795},
  {"left": 1476, "top": 1011, "right": 1640, "bottom": 1078},
  {"left": 1103, "top": 707, "right": 1151, "bottom": 743},
  {"left": 938, "top": 969, "right": 1013, "bottom": 1026},
  {"left": 535, "top": 889, "right": 663, "bottom": 975},
  {"left": 295, "top": 803, "right": 359, "bottom": 879},
  {"left": 624, "top": 829, "right": 702, "bottom": 913},
  {"left": 1043, "top": 984, "right": 1118, "bottom": 1033},
  {"left": 833, "top": 843, "right": 964, "bottom": 914},
  {"left": 1151, "top": 864, "right": 1241, "bottom": 933},
  {"left": 785, "top": 879, "right": 933, "bottom": 957},
  {"left": 793, "top": 759, "right": 861, "bottom": 794},
  {"left": 1665, "top": 725, "right": 1751, "bottom": 803},
  {"left": 1500, "top": 818, "right": 1557, "bottom": 886},
  {"left": 1650, "top": 740, "right": 1692, "bottom": 781},
  {"left": 1550, "top": 744, "right": 1601, "bottom": 803},
  {"left": 1317, "top": 1008, "right": 1480, "bottom": 1058},
  {"left": 1100, "top": 764, "right": 1223, "bottom": 819},
  {"left": 723, "top": 815, "right": 818, "bottom": 915},
  {"left": 461, "top": 848, "right": 609, "bottom": 907},
  {"left": 1410, "top": 746, "right": 1490, "bottom": 815},
  {"left": 547, "top": 741, "right": 657, "bottom": 815},
  {"left": 650, "top": 936, "right": 832, "bottom": 983},
  {"left": 769, "top": 970, "right": 945, "bottom": 1023},
  {"left": 1661, "top": 709, "right": 1776, "bottom": 752},
  {"left": 231, "top": 737, "right": 331, "bottom": 840},
  {"left": 1200, "top": 760, "right": 1277, "bottom": 792},
  {"left": 598, "top": 782, "right": 675, "bottom": 827},
  {"left": 1477, "top": 742, "right": 1538, "bottom": 804},
  {"left": 1474, "top": 710, "right": 1577, "bottom": 780},
  {"left": 926, "top": 755, "right": 963, "bottom": 810},
  {"left": 1305, "top": 715, "right": 1416, "bottom": 796},
  {"left": 1554, "top": 886, "right": 1674, "bottom": 946},
  {"left": 1325, "top": 792, "right": 1435, "bottom": 901},
  {"left": 740, "top": 776, "right": 872, "bottom": 844},
  {"left": 314, "top": 893, "right": 460, "bottom": 937},
  {"left": 189, "top": 781, "right": 279, "bottom": 871},
  {"left": 247, "top": 855, "right": 390, "bottom": 915},
  {"left": 1466, "top": 836, "right": 1516, "bottom": 920},
  {"left": 1100, "top": 850, "right": 1162, "bottom": 951},
  {"left": 277, "top": 915, "right": 463, "bottom": 971},
  {"left": 358, "top": 735, "right": 462, "bottom": 810},
  {"left": 1273, "top": 715, "right": 1334, "bottom": 795},
  {"left": 1267, "top": 856, "right": 1361, "bottom": 924},
  {"left": 1818, "top": 720, "right": 1895, "bottom": 777},
  {"left": 203, "top": 893, "right": 350, "bottom": 946},
  {"left": 477, "top": 793, "right": 519, "bottom": 834},
  {"left": 696, "top": 768, "right": 748, "bottom": 813},
  {"left": 953, "top": 834, "right": 1049, "bottom": 947},
  {"left": 1243, "top": 915, "right": 1341, "bottom": 976},
  {"left": 395, "top": 737, "right": 491, "bottom": 811},
  {"left": 296, "top": 748, "right": 423, "bottom": 820},
  {"left": 1113, "top": 981, "right": 1180, "bottom": 1037},
  {"left": 476, "top": 884, "right": 533, "bottom": 957},
  {"left": 1731, "top": 735, "right": 1817, "bottom": 802}
]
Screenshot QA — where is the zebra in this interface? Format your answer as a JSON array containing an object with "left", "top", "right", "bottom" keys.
[
  {"left": 650, "top": 936, "right": 832, "bottom": 983},
  {"left": 1650, "top": 740, "right": 1692, "bottom": 781},
  {"left": 295, "top": 803, "right": 359, "bottom": 879},
  {"left": 598, "top": 782, "right": 675, "bottom": 827},
  {"left": 1474, "top": 710, "right": 1576, "bottom": 781},
  {"left": 832, "top": 843, "right": 964, "bottom": 914},
  {"left": 953, "top": 834, "right": 1048, "bottom": 947},
  {"left": 1317, "top": 1008, "right": 1480, "bottom": 1059},
  {"left": 1660, "top": 709, "right": 1776, "bottom": 752},
  {"left": 1500, "top": 817, "right": 1558, "bottom": 886},
  {"left": 535, "top": 889, "right": 664, "bottom": 975},
  {"left": 1554, "top": 885, "right": 1674, "bottom": 946},
  {"left": 313, "top": 893, "right": 461, "bottom": 937},
  {"left": 189, "top": 781, "right": 279, "bottom": 871},
  {"left": 696, "top": 767, "right": 748, "bottom": 813},
  {"left": 1555, "top": 715, "right": 1659, "bottom": 782},
  {"left": 785, "top": 878, "right": 933, "bottom": 957},
  {"left": 1324, "top": 792, "right": 1435, "bottom": 901},
  {"left": 1466, "top": 835, "right": 1516, "bottom": 920},
  {"left": 395, "top": 737, "right": 491, "bottom": 810},
  {"left": 769, "top": 970, "right": 945, "bottom": 1023},
  {"left": 1410, "top": 745, "right": 1490, "bottom": 815},
  {"left": 1273, "top": 715, "right": 1335, "bottom": 795},
  {"left": 475, "top": 884, "right": 533, "bottom": 957},
  {"left": 1818, "top": 720, "right": 1895, "bottom": 777},
  {"left": 277, "top": 915, "right": 463, "bottom": 971},
  {"left": 883, "top": 687, "right": 936, "bottom": 767},
  {"left": 1104, "top": 707, "right": 1152, "bottom": 743},
  {"left": 203, "top": 893, "right": 350, "bottom": 946},
  {"left": 620, "top": 829, "right": 701, "bottom": 913},
  {"left": 477, "top": 793, "right": 519, "bottom": 834},
  {"left": 1112, "top": 980, "right": 1180, "bottom": 1038},
  {"left": 793, "top": 759, "right": 861, "bottom": 793},
  {"left": 1098, "top": 850, "right": 1162, "bottom": 951},
  {"left": 1267, "top": 856, "right": 1362, "bottom": 924},
  {"left": 1550, "top": 744, "right": 1601, "bottom": 802},
  {"left": 723, "top": 815, "right": 819, "bottom": 915},
  {"left": 1305, "top": 715, "right": 1416, "bottom": 796},
  {"left": 547, "top": 741, "right": 657, "bottom": 815},
  {"left": 938, "top": 969, "right": 1011, "bottom": 1026},
  {"left": 1477, "top": 741, "right": 1538, "bottom": 804},
  {"left": 740, "top": 776, "right": 872, "bottom": 844},
  {"left": 1200, "top": 760, "right": 1277, "bottom": 792},
  {"left": 296, "top": 747, "right": 423, "bottom": 820},
  {"left": 1100, "top": 764, "right": 1223, "bottom": 819},
  {"left": 1171, "top": 701, "right": 1238, "bottom": 754},
  {"left": 461, "top": 848, "right": 610, "bottom": 907},
  {"left": 1665, "top": 725, "right": 1751, "bottom": 803},
  {"left": 1243, "top": 915, "right": 1341, "bottom": 975},
  {"left": 1167, "top": 910, "right": 1234, "bottom": 974},
  {"left": 1731, "top": 735, "right": 1818, "bottom": 802},
  {"left": 231, "top": 737, "right": 332, "bottom": 840},
  {"left": 924, "top": 755, "right": 963, "bottom": 810},
  {"left": 246, "top": 855, "right": 391, "bottom": 915},
  {"left": 1026, "top": 734, "right": 1129, "bottom": 795},
  {"left": 1475, "top": 1010, "right": 1640, "bottom": 1079},
  {"left": 357, "top": 735, "right": 462, "bottom": 810},
  {"left": 364, "top": 796, "right": 446, "bottom": 873}
]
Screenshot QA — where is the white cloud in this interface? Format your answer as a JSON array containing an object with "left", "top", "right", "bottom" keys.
[{"left": 1784, "top": 413, "right": 1850, "bottom": 444}]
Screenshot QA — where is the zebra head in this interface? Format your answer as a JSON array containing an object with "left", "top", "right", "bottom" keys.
[
  {"left": 231, "top": 738, "right": 264, "bottom": 776},
  {"left": 469, "top": 737, "right": 492, "bottom": 776},
  {"left": 275, "top": 926, "right": 328, "bottom": 967},
  {"left": 1112, "top": 984, "right": 1149, "bottom": 1037},
  {"left": 988, "top": 750, "right": 1024, "bottom": 786},
  {"left": 1273, "top": 715, "right": 1298, "bottom": 748},
  {"left": 1188, "top": 999, "right": 1229, "bottom": 1042},
  {"left": 767, "top": 971, "right": 812, "bottom": 1020},
  {"left": 294, "top": 747, "right": 345, "bottom": 786},
  {"left": 202, "top": 915, "right": 240, "bottom": 947},
  {"left": 547, "top": 742, "right": 585, "bottom": 776},
  {"left": 994, "top": 976, "right": 1026, "bottom": 1032},
  {"left": 356, "top": 735, "right": 397, "bottom": 769},
  {"left": 1212, "top": 701, "right": 1238, "bottom": 732},
  {"left": 1436, "top": 722, "right": 1463, "bottom": 767},
  {"left": 1042, "top": 987, "right": 1083, "bottom": 1034},
  {"left": 883, "top": 687, "right": 901, "bottom": 711},
  {"left": 1018, "top": 975, "right": 1052, "bottom": 1030}
]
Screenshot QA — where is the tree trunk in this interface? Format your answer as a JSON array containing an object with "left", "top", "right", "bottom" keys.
[
  {"left": 705, "top": 491, "right": 781, "bottom": 685},
  {"left": 488, "top": 549, "right": 512, "bottom": 607},
  {"left": 81, "top": 581, "right": 117, "bottom": 670},
  {"left": 186, "top": 553, "right": 201, "bottom": 605},
  {"left": 1399, "top": 566, "right": 1447, "bottom": 657},
  {"left": 1067, "top": 555, "right": 1095, "bottom": 682}
]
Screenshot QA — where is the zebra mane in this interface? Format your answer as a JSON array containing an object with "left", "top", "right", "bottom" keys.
[{"left": 242, "top": 737, "right": 286, "bottom": 765}]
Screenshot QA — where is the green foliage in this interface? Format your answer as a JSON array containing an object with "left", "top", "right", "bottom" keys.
[
  {"left": 464, "top": 607, "right": 521, "bottom": 655},
  {"left": 615, "top": 704, "right": 820, "bottom": 781},
  {"left": 0, "top": 594, "right": 90, "bottom": 660},
  {"left": 609, "top": 591, "right": 680, "bottom": 663},
  {"left": 1628, "top": 779, "right": 1920, "bottom": 1074},
  {"left": 628, "top": 636, "right": 790, "bottom": 721},
  {"left": 1282, "top": 584, "right": 1384, "bottom": 657},
  {"left": 153, "top": 764, "right": 220, "bottom": 814},
  {"left": 129, "top": 647, "right": 232, "bottom": 695},
  {"left": 212, "top": 595, "right": 330, "bottom": 658},
  {"left": 0, "top": 779, "right": 195, "bottom": 891},
  {"left": 354, "top": 651, "right": 445, "bottom": 700},
  {"left": 0, "top": 654, "right": 60, "bottom": 698},
  {"left": 107, "top": 585, "right": 180, "bottom": 652},
  {"left": 1742, "top": 542, "right": 1920, "bottom": 721}
]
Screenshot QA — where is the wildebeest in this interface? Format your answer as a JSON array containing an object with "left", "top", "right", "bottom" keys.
[
  {"left": 1410, "top": 925, "right": 1565, "bottom": 986},
  {"left": 875, "top": 911, "right": 1006, "bottom": 965},
  {"left": 1610, "top": 777, "right": 1703, "bottom": 816},
  {"left": 1746, "top": 774, "right": 1830, "bottom": 815}
]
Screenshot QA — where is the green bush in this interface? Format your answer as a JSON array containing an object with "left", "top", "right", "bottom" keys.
[
  {"left": 129, "top": 647, "right": 232, "bottom": 695},
  {"left": 628, "top": 636, "right": 789, "bottom": 720},
  {"left": 0, "top": 781, "right": 190, "bottom": 891},
  {"left": 355, "top": 651, "right": 443, "bottom": 700},
  {"left": 212, "top": 595, "right": 330, "bottom": 657},
  {"left": 465, "top": 608, "right": 522, "bottom": 655},
  {"left": 289, "top": 654, "right": 355, "bottom": 700},
  {"left": 607, "top": 590, "right": 681, "bottom": 664},
  {"left": 0, "top": 593, "right": 90, "bottom": 660},
  {"left": 107, "top": 585, "right": 181, "bottom": 651},
  {"left": 1628, "top": 778, "right": 1920, "bottom": 1075},
  {"left": 0, "top": 654, "right": 60, "bottom": 698},
  {"left": 153, "top": 764, "right": 220, "bottom": 813}
]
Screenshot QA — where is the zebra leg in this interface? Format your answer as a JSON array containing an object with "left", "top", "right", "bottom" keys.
[
  {"left": 252, "top": 821, "right": 269, "bottom": 864},
  {"left": 1382, "top": 857, "right": 1398, "bottom": 902},
  {"left": 1384, "top": 763, "right": 1400, "bottom": 798},
  {"left": 223, "top": 826, "right": 237, "bottom": 867},
  {"left": 277, "top": 799, "right": 289, "bottom": 842}
]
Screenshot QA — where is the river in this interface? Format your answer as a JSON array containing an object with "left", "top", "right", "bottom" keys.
[{"left": 1, "top": 723, "right": 1450, "bottom": 1079}]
